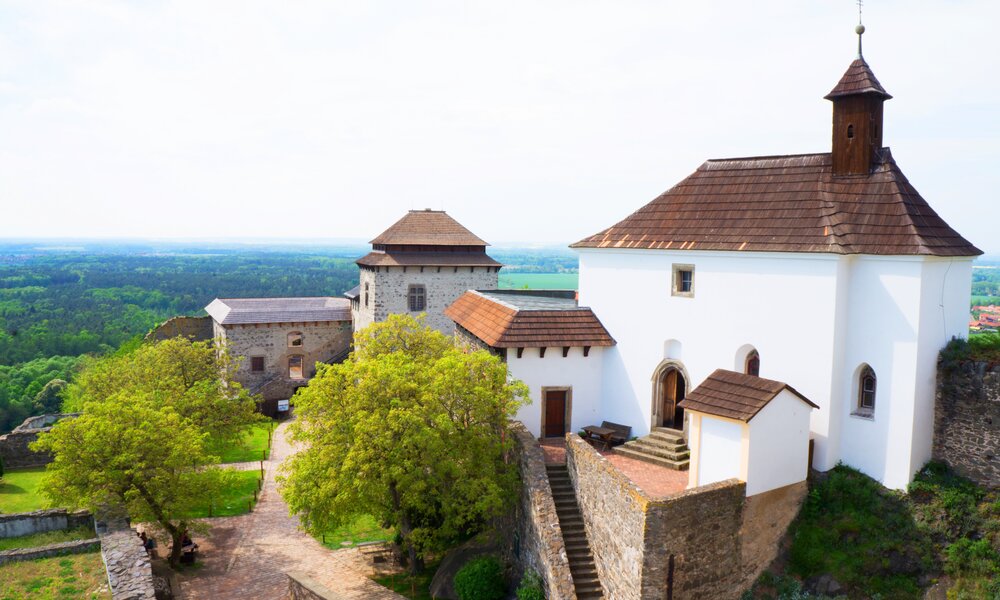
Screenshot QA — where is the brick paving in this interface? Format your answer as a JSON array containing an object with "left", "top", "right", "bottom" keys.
[
  {"left": 540, "top": 438, "right": 687, "bottom": 499},
  {"left": 176, "top": 419, "right": 405, "bottom": 600}
]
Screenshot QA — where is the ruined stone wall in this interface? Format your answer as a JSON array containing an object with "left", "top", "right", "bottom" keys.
[
  {"left": 145, "top": 316, "right": 213, "bottom": 342},
  {"left": 0, "top": 413, "right": 77, "bottom": 468},
  {"left": 220, "top": 320, "right": 352, "bottom": 401},
  {"left": 0, "top": 509, "right": 92, "bottom": 539},
  {"left": 566, "top": 434, "right": 748, "bottom": 600},
  {"left": 934, "top": 360, "right": 1000, "bottom": 488},
  {"left": 738, "top": 481, "right": 809, "bottom": 588},
  {"left": 99, "top": 529, "right": 156, "bottom": 600},
  {"left": 509, "top": 423, "right": 577, "bottom": 600},
  {"left": 0, "top": 539, "right": 101, "bottom": 566},
  {"left": 359, "top": 266, "right": 499, "bottom": 334}
]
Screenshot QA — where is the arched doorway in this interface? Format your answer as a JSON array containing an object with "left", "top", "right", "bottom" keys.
[{"left": 652, "top": 362, "right": 688, "bottom": 430}]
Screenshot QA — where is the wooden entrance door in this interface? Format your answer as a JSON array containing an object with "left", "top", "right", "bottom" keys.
[
  {"left": 544, "top": 390, "right": 567, "bottom": 438},
  {"left": 660, "top": 369, "right": 686, "bottom": 429}
]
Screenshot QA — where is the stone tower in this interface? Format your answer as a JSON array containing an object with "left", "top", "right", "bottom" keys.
[{"left": 350, "top": 210, "right": 502, "bottom": 334}]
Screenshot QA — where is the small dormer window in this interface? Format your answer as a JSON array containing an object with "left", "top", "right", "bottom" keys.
[{"left": 847, "top": 124, "right": 854, "bottom": 139}]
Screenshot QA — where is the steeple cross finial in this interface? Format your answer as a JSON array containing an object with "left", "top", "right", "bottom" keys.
[{"left": 855, "top": 0, "right": 866, "bottom": 58}]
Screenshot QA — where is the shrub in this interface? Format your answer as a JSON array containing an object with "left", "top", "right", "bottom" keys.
[
  {"left": 516, "top": 570, "right": 544, "bottom": 600},
  {"left": 944, "top": 538, "right": 1000, "bottom": 578},
  {"left": 454, "top": 556, "right": 506, "bottom": 600}
]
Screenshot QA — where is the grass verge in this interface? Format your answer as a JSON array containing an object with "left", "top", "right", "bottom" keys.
[
  {"left": 317, "top": 514, "right": 394, "bottom": 549},
  {"left": 0, "top": 526, "right": 95, "bottom": 551},
  {"left": 372, "top": 561, "right": 438, "bottom": 600},
  {"left": 209, "top": 421, "right": 275, "bottom": 464},
  {"left": 0, "top": 550, "right": 111, "bottom": 599},
  {"left": 0, "top": 468, "right": 52, "bottom": 513},
  {"left": 183, "top": 470, "right": 262, "bottom": 518}
]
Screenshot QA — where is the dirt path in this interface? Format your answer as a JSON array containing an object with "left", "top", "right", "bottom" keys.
[{"left": 176, "top": 419, "right": 405, "bottom": 600}]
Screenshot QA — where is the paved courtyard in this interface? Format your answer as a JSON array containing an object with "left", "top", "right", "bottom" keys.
[
  {"left": 540, "top": 438, "right": 688, "bottom": 498},
  {"left": 175, "top": 419, "right": 405, "bottom": 600}
]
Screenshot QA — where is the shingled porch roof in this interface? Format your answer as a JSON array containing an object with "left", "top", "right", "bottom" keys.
[
  {"left": 571, "top": 149, "right": 981, "bottom": 257},
  {"left": 678, "top": 369, "right": 818, "bottom": 422},
  {"left": 444, "top": 290, "right": 615, "bottom": 349}
]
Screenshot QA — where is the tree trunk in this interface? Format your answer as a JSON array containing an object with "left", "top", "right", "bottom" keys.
[
  {"left": 133, "top": 481, "right": 185, "bottom": 568},
  {"left": 168, "top": 530, "right": 184, "bottom": 567},
  {"left": 390, "top": 482, "right": 424, "bottom": 574}
]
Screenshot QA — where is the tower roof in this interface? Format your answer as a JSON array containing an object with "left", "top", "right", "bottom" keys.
[
  {"left": 369, "top": 210, "right": 489, "bottom": 246},
  {"left": 825, "top": 57, "right": 892, "bottom": 100}
]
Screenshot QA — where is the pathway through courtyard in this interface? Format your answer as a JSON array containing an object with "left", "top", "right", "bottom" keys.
[{"left": 176, "top": 418, "right": 405, "bottom": 600}]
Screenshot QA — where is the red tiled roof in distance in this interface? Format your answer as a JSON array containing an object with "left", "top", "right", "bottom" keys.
[
  {"left": 678, "top": 369, "right": 818, "bottom": 422},
  {"left": 825, "top": 57, "right": 892, "bottom": 100},
  {"left": 369, "top": 210, "right": 489, "bottom": 246},
  {"left": 444, "top": 291, "right": 615, "bottom": 348},
  {"left": 571, "top": 150, "right": 981, "bottom": 257}
]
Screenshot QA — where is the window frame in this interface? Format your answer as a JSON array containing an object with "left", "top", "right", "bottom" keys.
[
  {"left": 853, "top": 365, "right": 876, "bottom": 419},
  {"left": 408, "top": 284, "right": 427, "bottom": 312},
  {"left": 288, "top": 355, "right": 304, "bottom": 380},
  {"left": 671, "top": 264, "right": 695, "bottom": 298},
  {"left": 250, "top": 356, "right": 265, "bottom": 373},
  {"left": 287, "top": 331, "right": 303, "bottom": 348},
  {"left": 745, "top": 350, "right": 760, "bottom": 377}
]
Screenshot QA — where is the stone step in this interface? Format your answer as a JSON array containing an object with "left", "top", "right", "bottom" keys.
[
  {"left": 623, "top": 440, "right": 690, "bottom": 461},
  {"left": 614, "top": 446, "right": 690, "bottom": 471},
  {"left": 651, "top": 427, "right": 686, "bottom": 442},
  {"left": 633, "top": 434, "right": 688, "bottom": 451}
]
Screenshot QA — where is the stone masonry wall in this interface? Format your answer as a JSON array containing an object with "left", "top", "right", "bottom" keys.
[
  {"left": 0, "top": 413, "right": 77, "bottom": 468},
  {"left": 145, "top": 315, "right": 213, "bottom": 342},
  {"left": 566, "top": 434, "right": 748, "bottom": 600},
  {"left": 0, "top": 508, "right": 93, "bottom": 539},
  {"left": 356, "top": 266, "right": 499, "bottom": 334},
  {"left": 934, "top": 360, "right": 1000, "bottom": 488},
  {"left": 509, "top": 422, "right": 577, "bottom": 600},
  {"left": 738, "top": 481, "right": 809, "bottom": 588},
  {"left": 221, "top": 320, "right": 352, "bottom": 401},
  {"left": 0, "top": 539, "right": 101, "bottom": 566},
  {"left": 286, "top": 571, "right": 344, "bottom": 599},
  {"left": 99, "top": 529, "right": 156, "bottom": 600}
]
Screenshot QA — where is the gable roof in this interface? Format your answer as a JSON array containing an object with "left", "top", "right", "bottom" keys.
[
  {"left": 571, "top": 149, "right": 981, "bottom": 256},
  {"left": 355, "top": 251, "right": 502, "bottom": 268},
  {"left": 825, "top": 57, "right": 892, "bottom": 99},
  {"left": 370, "top": 210, "right": 489, "bottom": 246},
  {"left": 205, "top": 297, "right": 351, "bottom": 325},
  {"left": 444, "top": 290, "right": 615, "bottom": 348},
  {"left": 678, "top": 369, "right": 818, "bottom": 422}
]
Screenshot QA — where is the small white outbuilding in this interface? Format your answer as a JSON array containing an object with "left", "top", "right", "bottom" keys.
[{"left": 680, "top": 369, "right": 818, "bottom": 496}]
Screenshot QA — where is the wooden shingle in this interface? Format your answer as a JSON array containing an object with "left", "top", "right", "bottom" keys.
[{"left": 679, "top": 369, "right": 818, "bottom": 422}]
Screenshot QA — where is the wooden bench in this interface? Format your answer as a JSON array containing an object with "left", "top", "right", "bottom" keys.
[{"left": 583, "top": 421, "right": 632, "bottom": 450}]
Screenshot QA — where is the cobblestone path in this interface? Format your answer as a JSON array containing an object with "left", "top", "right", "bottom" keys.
[{"left": 177, "top": 419, "right": 405, "bottom": 599}]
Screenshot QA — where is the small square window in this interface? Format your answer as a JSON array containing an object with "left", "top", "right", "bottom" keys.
[
  {"left": 671, "top": 264, "right": 695, "bottom": 297},
  {"left": 250, "top": 356, "right": 265, "bottom": 372}
]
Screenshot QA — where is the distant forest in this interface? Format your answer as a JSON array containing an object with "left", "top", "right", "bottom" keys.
[{"left": 0, "top": 242, "right": 576, "bottom": 432}]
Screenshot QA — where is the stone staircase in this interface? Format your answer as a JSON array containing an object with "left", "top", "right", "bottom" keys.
[
  {"left": 614, "top": 427, "right": 690, "bottom": 470},
  {"left": 545, "top": 464, "right": 604, "bottom": 599}
]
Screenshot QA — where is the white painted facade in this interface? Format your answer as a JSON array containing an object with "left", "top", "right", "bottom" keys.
[
  {"left": 507, "top": 346, "right": 605, "bottom": 439},
  {"left": 576, "top": 247, "right": 973, "bottom": 489},
  {"left": 691, "top": 416, "right": 742, "bottom": 487}
]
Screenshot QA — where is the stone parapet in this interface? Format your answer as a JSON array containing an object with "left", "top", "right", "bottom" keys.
[
  {"left": 934, "top": 360, "right": 1000, "bottom": 488},
  {"left": 0, "top": 508, "right": 93, "bottom": 539},
  {"left": 286, "top": 571, "right": 345, "bottom": 599},
  {"left": 99, "top": 529, "right": 156, "bottom": 600},
  {"left": 0, "top": 538, "right": 100, "bottom": 565},
  {"left": 509, "top": 422, "right": 577, "bottom": 600}
]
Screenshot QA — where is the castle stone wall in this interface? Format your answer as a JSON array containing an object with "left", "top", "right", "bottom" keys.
[
  {"left": 934, "top": 360, "right": 1000, "bottom": 488},
  {"left": 145, "top": 316, "right": 213, "bottom": 342},
  {"left": 0, "top": 509, "right": 93, "bottom": 539},
  {"left": 0, "top": 413, "right": 77, "bottom": 468},
  {"left": 356, "top": 266, "right": 498, "bottom": 334}
]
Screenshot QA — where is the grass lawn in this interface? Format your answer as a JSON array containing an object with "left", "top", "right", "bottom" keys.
[
  {"left": 209, "top": 422, "right": 275, "bottom": 464},
  {"left": 498, "top": 272, "right": 578, "bottom": 290},
  {"left": 183, "top": 469, "right": 262, "bottom": 519},
  {"left": 372, "top": 561, "right": 438, "bottom": 600},
  {"left": 317, "top": 514, "right": 394, "bottom": 550},
  {"left": 0, "top": 550, "right": 111, "bottom": 599},
  {"left": 0, "top": 468, "right": 53, "bottom": 513},
  {"left": 0, "top": 526, "right": 95, "bottom": 551}
]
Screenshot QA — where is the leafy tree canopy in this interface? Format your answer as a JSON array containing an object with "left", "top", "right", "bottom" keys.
[
  {"left": 33, "top": 337, "right": 262, "bottom": 565},
  {"left": 280, "top": 314, "right": 528, "bottom": 572}
]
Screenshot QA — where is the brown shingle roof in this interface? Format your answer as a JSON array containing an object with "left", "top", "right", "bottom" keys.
[
  {"left": 444, "top": 291, "right": 615, "bottom": 348},
  {"left": 825, "top": 57, "right": 892, "bottom": 99},
  {"left": 370, "top": 210, "right": 489, "bottom": 246},
  {"left": 571, "top": 149, "right": 981, "bottom": 256},
  {"left": 678, "top": 369, "right": 818, "bottom": 422},
  {"left": 205, "top": 297, "right": 351, "bottom": 325},
  {"left": 356, "top": 252, "right": 502, "bottom": 268}
]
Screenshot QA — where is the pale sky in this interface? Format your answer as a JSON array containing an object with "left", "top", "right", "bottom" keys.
[{"left": 1, "top": 1, "right": 998, "bottom": 252}]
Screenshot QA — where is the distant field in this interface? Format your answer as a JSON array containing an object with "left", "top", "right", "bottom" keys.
[{"left": 498, "top": 273, "right": 578, "bottom": 290}]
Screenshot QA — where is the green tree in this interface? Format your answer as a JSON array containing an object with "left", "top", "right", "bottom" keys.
[
  {"left": 280, "top": 315, "right": 527, "bottom": 573},
  {"left": 33, "top": 337, "right": 261, "bottom": 566}
]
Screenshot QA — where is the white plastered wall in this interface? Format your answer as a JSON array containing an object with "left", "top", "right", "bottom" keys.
[
  {"left": 507, "top": 346, "right": 605, "bottom": 438},
  {"left": 746, "top": 390, "right": 813, "bottom": 495}
]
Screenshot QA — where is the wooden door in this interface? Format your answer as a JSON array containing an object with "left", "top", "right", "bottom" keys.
[
  {"left": 661, "top": 370, "right": 686, "bottom": 429},
  {"left": 544, "top": 390, "right": 567, "bottom": 438}
]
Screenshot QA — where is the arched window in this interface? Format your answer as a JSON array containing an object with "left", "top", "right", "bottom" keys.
[
  {"left": 364, "top": 282, "right": 369, "bottom": 308},
  {"left": 288, "top": 332, "right": 303, "bottom": 348},
  {"left": 745, "top": 350, "right": 760, "bottom": 377},
  {"left": 857, "top": 365, "right": 876, "bottom": 414}
]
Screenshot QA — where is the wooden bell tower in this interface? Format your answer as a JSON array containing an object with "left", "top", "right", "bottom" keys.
[{"left": 825, "top": 24, "right": 892, "bottom": 176}]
